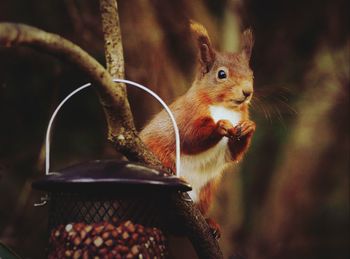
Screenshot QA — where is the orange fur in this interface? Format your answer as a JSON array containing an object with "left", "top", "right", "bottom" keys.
[{"left": 140, "top": 21, "right": 255, "bottom": 222}]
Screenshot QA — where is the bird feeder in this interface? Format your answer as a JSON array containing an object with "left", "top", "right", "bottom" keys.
[{"left": 32, "top": 79, "right": 191, "bottom": 259}]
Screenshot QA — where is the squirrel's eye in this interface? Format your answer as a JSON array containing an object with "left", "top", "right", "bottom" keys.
[{"left": 217, "top": 69, "right": 227, "bottom": 80}]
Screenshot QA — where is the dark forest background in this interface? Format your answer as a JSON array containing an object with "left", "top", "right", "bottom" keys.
[{"left": 0, "top": 0, "right": 349, "bottom": 258}]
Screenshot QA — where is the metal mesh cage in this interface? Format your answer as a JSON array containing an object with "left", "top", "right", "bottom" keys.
[
  {"left": 48, "top": 192, "right": 166, "bottom": 230},
  {"left": 45, "top": 191, "right": 171, "bottom": 258}
]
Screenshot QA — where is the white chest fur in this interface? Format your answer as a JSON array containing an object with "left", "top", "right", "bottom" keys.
[
  {"left": 180, "top": 106, "right": 241, "bottom": 202},
  {"left": 209, "top": 105, "right": 241, "bottom": 126}
]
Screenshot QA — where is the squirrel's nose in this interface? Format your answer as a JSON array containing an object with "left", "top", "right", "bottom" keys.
[{"left": 242, "top": 90, "right": 252, "bottom": 98}]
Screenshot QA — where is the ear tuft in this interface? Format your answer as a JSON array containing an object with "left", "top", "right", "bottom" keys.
[
  {"left": 190, "top": 20, "right": 215, "bottom": 74},
  {"left": 241, "top": 28, "right": 254, "bottom": 61},
  {"left": 190, "top": 20, "right": 211, "bottom": 42}
]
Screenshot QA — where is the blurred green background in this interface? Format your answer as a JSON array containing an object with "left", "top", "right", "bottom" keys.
[{"left": 0, "top": 0, "right": 348, "bottom": 258}]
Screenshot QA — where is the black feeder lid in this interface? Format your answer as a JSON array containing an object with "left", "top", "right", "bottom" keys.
[{"left": 32, "top": 160, "right": 192, "bottom": 193}]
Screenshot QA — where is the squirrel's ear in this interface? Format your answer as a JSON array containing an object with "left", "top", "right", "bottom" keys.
[
  {"left": 241, "top": 28, "right": 254, "bottom": 61},
  {"left": 190, "top": 20, "right": 215, "bottom": 74}
]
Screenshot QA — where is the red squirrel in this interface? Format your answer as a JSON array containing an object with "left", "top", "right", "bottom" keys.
[{"left": 140, "top": 21, "right": 255, "bottom": 234}]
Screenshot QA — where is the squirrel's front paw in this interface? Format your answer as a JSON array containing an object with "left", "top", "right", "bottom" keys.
[
  {"left": 216, "top": 119, "right": 234, "bottom": 137},
  {"left": 228, "top": 120, "right": 256, "bottom": 140}
]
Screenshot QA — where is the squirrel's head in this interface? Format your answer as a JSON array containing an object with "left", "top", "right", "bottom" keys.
[{"left": 190, "top": 21, "right": 254, "bottom": 111}]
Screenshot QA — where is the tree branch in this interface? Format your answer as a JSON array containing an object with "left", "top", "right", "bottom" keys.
[
  {"left": 172, "top": 193, "right": 224, "bottom": 258},
  {"left": 99, "top": 0, "right": 124, "bottom": 79}
]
